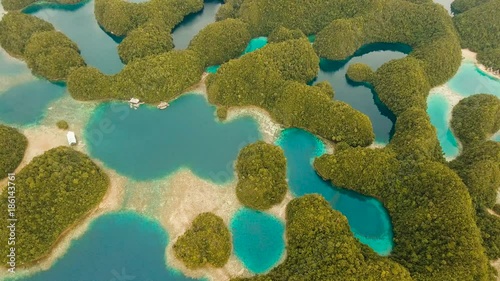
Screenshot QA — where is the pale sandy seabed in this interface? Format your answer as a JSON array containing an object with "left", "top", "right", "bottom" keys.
[{"left": 0, "top": 74, "right": 290, "bottom": 280}]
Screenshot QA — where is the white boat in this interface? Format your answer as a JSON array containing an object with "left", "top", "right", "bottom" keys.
[
  {"left": 67, "top": 131, "right": 77, "bottom": 146},
  {"left": 157, "top": 102, "right": 169, "bottom": 110}
]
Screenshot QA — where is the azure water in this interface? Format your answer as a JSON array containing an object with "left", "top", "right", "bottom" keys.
[
  {"left": 427, "top": 93, "right": 460, "bottom": 158},
  {"left": 25, "top": 0, "right": 124, "bottom": 74},
  {"left": 276, "top": 128, "right": 394, "bottom": 255},
  {"left": 230, "top": 208, "right": 285, "bottom": 274},
  {"left": 448, "top": 62, "right": 500, "bottom": 97},
  {"left": 84, "top": 94, "right": 261, "bottom": 182},
  {"left": 0, "top": 80, "right": 65, "bottom": 126},
  {"left": 5, "top": 212, "right": 202, "bottom": 281}
]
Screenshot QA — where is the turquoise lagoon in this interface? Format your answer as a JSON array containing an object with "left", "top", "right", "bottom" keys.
[
  {"left": 0, "top": 80, "right": 65, "bottom": 126},
  {"left": 276, "top": 128, "right": 394, "bottom": 255},
  {"left": 25, "top": 0, "right": 124, "bottom": 74},
  {"left": 448, "top": 62, "right": 500, "bottom": 97},
  {"left": 230, "top": 208, "right": 285, "bottom": 274},
  {"left": 427, "top": 93, "right": 460, "bottom": 158},
  {"left": 0, "top": 51, "right": 29, "bottom": 77},
  {"left": 7, "top": 212, "right": 202, "bottom": 281},
  {"left": 84, "top": 94, "right": 261, "bottom": 182}
]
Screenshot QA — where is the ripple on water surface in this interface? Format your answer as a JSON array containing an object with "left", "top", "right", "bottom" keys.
[
  {"left": 7, "top": 212, "right": 202, "bottom": 281},
  {"left": 0, "top": 80, "right": 65, "bottom": 126},
  {"left": 427, "top": 93, "right": 460, "bottom": 159},
  {"left": 448, "top": 62, "right": 500, "bottom": 97},
  {"left": 24, "top": 0, "right": 124, "bottom": 74},
  {"left": 230, "top": 208, "right": 285, "bottom": 274},
  {"left": 84, "top": 94, "right": 261, "bottom": 182},
  {"left": 276, "top": 128, "right": 394, "bottom": 255}
]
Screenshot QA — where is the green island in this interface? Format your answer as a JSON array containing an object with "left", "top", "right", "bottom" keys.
[
  {"left": 235, "top": 141, "right": 288, "bottom": 210},
  {"left": 0, "top": 125, "right": 27, "bottom": 180},
  {"left": 0, "top": 12, "right": 85, "bottom": 81},
  {"left": 0, "top": 0, "right": 499, "bottom": 279},
  {"left": 0, "top": 146, "right": 109, "bottom": 265},
  {"left": 452, "top": 0, "right": 500, "bottom": 71},
  {"left": 233, "top": 195, "right": 413, "bottom": 281},
  {"left": 173, "top": 213, "right": 231, "bottom": 269}
]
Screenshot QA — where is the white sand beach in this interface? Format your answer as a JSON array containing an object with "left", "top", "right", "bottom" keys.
[{"left": 462, "top": 49, "right": 500, "bottom": 80}]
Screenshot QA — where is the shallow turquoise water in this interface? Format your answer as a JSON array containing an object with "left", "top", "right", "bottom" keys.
[
  {"left": 315, "top": 43, "right": 411, "bottom": 144},
  {"left": 0, "top": 51, "right": 29, "bottom": 76},
  {"left": 6, "top": 212, "right": 202, "bottom": 281},
  {"left": 448, "top": 62, "right": 500, "bottom": 97},
  {"left": 85, "top": 94, "right": 261, "bottom": 182},
  {"left": 24, "top": 0, "right": 124, "bottom": 74},
  {"left": 230, "top": 208, "right": 285, "bottom": 274},
  {"left": 205, "top": 37, "right": 268, "bottom": 73},
  {"left": 276, "top": 128, "right": 394, "bottom": 255},
  {"left": 0, "top": 80, "right": 65, "bottom": 126},
  {"left": 172, "top": 0, "right": 222, "bottom": 50},
  {"left": 427, "top": 93, "right": 460, "bottom": 158}
]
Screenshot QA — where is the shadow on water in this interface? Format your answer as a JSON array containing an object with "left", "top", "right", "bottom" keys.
[{"left": 316, "top": 42, "right": 411, "bottom": 144}]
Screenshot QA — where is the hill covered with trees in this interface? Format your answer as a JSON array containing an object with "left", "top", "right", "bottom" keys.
[
  {"left": 0, "top": 147, "right": 109, "bottom": 265},
  {"left": 173, "top": 213, "right": 231, "bottom": 269},
  {"left": 0, "top": 125, "right": 27, "bottom": 180},
  {"left": 236, "top": 142, "right": 288, "bottom": 210}
]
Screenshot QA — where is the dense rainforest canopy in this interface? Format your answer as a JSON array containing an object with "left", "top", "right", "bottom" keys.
[
  {"left": 0, "top": 125, "right": 27, "bottom": 180},
  {"left": 173, "top": 213, "right": 231, "bottom": 269},
  {"left": 0, "top": 147, "right": 109, "bottom": 265},
  {"left": 236, "top": 142, "right": 288, "bottom": 210},
  {"left": 0, "top": 12, "right": 84, "bottom": 81},
  {"left": 233, "top": 195, "right": 413, "bottom": 281},
  {"left": 452, "top": 0, "right": 500, "bottom": 71}
]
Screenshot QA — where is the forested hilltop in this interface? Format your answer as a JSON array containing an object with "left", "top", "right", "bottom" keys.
[
  {"left": 0, "top": 125, "right": 27, "bottom": 180},
  {"left": 0, "top": 147, "right": 109, "bottom": 265}
]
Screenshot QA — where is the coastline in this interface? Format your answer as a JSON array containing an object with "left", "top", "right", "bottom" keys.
[{"left": 462, "top": 49, "right": 500, "bottom": 80}]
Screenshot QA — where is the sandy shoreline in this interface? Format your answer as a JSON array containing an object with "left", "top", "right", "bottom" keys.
[{"left": 462, "top": 49, "right": 500, "bottom": 80}]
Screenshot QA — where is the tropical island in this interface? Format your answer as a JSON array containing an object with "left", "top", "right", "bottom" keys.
[{"left": 0, "top": 0, "right": 499, "bottom": 280}]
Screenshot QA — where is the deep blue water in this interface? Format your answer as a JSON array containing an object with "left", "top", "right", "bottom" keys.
[
  {"left": 24, "top": 0, "right": 124, "bottom": 74},
  {"left": 427, "top": 93, "right": 460, "bottom": 158},
  {"left": 6, "top": 212, "right": 202, "bottom": 281},
  {"left": 0, "top": 80, "right": 65, "bottom": 126},
  {"left": 84, "top": 94, "right": 261, "bottom": 182},
  {"left": 230, "top": 208, "right": 285, "bottom": 274},
  {"left": 276, "top": 128, "right": 394, "bottom": 255},
  {"left": 448, "top": 62, "right": 500, "bottom": 97},
  {"left": 172, "top": 0, "right": 223, "bottom": 50},
  {"left": 315, "top": 43, "right": 411, "bottom": 144}
]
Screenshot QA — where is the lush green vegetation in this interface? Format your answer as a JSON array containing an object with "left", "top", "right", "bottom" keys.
[
  {"left": 0, "top": 12, "right": 53, "bottom": 58},
  {"left": 450, "top": 94, "right": 500, "bottom": 146},
  {"left": 346, "top": 63, "right": 374, "bottom": 83},
  {"left": 0, "top": 147, "right": 109, "bottom": 265},
  {"left": 453, "top": 0, "right": 500, "bottom": 71},
  {"left": 449, "top": 141, "right": 500, "bottom": 210},
  {"left": 68, "top": 50, "right": 204, "bottom": 103},
  {"left": 476, "top": 209, "right": 500, "bottom": 260},
  {"left": 451, "top": 0, "right": 490, "bottom": 13},
  {"left": 268, "top": 26, "right": 306, "bottom": 43},
  {"left": 95, "top": 0, "right": 203, "bottom": 62},
  {"left": 0, "top": 125, "right": 27, "bottom": 180},
  {"left": 370, "top": 57, "right": 431, "bottom": 116},
  {"left": 233, "top": 195, "right": 413, "bottom": 281},
  {"left": 216, "top": 107, "right": 228, "bottom": 121},
  {"left": 188, "top": 19, "right": 251, "bottom": 67},
  {"left": 236, "top": 142, "right": 287, "bottom": 210},
  {"left": 118, "top": 22, "right": 174, "bottom": 64},
  {"left": 314, "top": 0, "right": 462, "bottom": 87},
  {"left": 25, "top": 31, "right": 85, "bottom": 81},
  {"left": 207, "top": 38, "right": 374, "bottom": 146},
  {"left": 173, "top": 213, "right": 231, "bottom": 269},
  {"left": 1, "top": 0, "right": 82, "bottom": 11},
  {"left": 56, "top": 120, "right": 69, "bottom": 130},
  {"left": 314, "top": 148, "right": 493, "bottom": 281},
  {"left": 216, "top": 0, "right": 244, "bottom": 21},
  {"left": 0, "top": 13, "right": 84, "bottom": 81},
  {"left": 494, "top": 204, "right": 500, "bottom": 215}
]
